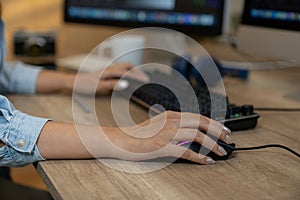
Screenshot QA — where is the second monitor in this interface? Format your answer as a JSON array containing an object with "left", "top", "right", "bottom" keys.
[{"left": 237, "top": 0, "right": 300, "bottom": 63}]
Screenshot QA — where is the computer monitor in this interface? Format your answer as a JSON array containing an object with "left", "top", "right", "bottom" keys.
[
  {"left": 64, "top": 0, "right": 230, "bottom": 36},
  {"left": 237, "top": 0, "right": 300, "bottom": 62}
]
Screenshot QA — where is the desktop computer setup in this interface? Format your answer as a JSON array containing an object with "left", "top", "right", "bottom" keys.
[{"left": 64, "top": 0, "right": 300, "bottom": 162}]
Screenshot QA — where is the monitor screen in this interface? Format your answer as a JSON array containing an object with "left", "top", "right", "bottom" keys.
[
  {"left": 241, "top": 0, "right": 300, "bottom": 32},
  {"left": 64, "top": 0, "right": 226, "bottom": 35}
]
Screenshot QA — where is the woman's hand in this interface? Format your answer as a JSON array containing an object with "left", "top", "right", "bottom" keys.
[
  {"left": 104, "top": 111, "right": 233, "bottom": 164},
  {"left": 38, "top": 111, "right": 232, "bottom": 165},
  {"left": 36, "top": 62, "right": 149, "bottom": 95},
  {"left": 73, "top": 62, "right": 149, "bottom": 95}
]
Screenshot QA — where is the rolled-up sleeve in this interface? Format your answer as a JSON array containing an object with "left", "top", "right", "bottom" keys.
[
  {"left": 0, "top": 95, "right": 49, "bottom": 167},
  {"left": 0, "top": 61, "right": 42, "bottom": 94}
]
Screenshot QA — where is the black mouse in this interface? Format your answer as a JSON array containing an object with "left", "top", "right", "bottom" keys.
[
  {"left": 144, "top": 140, "right": 235, "bottom": 164},
  {"left": 174, "top": 140, "right": 236, "bottom": 163}
]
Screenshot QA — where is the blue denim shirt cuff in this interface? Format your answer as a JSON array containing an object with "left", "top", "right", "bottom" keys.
[
  {"left": 10, "top": 62, "right": 42, "bottom": 94},
  {"left": 0, "top": 110, "right": 49, "bottom": 167}
]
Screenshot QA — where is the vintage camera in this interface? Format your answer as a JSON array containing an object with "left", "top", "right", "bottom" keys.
[{"left": 14, "top": 30, "right": 56, "bottom": 68}]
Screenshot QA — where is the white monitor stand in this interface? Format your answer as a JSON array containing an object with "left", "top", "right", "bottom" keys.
[{"left": 237, "top": 25, "right": 300, "bottom": 63}]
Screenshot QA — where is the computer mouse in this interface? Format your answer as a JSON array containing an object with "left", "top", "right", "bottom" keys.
[
  {"left": 144, "top": 140, "right": 235, "bottom": 164},
  {"left": 174, "top": 140, "right": 236, "bottom": 163}
]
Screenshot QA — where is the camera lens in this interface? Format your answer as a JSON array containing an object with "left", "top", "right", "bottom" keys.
[{"left": 24, "top": 37, "right": 47, "bottom": 57}]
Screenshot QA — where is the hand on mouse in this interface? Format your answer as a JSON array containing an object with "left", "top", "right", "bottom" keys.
[
  {"left": 97, "top": 111, "right": 233, "bottom": 164},
  {"left": 38, "top": 111, "right": 232, "bottom": 165}
]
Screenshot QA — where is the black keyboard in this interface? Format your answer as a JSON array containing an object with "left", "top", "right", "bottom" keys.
[{"left": 120, "top": 71, "right": 259, "bottom": 131}]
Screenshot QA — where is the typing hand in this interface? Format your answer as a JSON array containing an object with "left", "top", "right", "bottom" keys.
[{"left": 74, "top": 62, "right": 149, "bottom": 95}]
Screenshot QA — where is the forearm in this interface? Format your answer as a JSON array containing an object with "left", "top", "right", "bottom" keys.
[
  {"left": 35, "top": 63, "right": 148, "bottom": 95},
  {"left": 36, "top": 121, "right": 146, "bottom": 161},
  {"left": 37, "top": 121, "right": 88, "bottom": 159},
  {"left": 36, "top": 121, "right": 119, "bottom": 159},
  {"left": 36, "top": 70, "right": 75, "bottom": 93}
]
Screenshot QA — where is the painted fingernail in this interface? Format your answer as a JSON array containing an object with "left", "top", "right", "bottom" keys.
[
  {"left": 223, "top": 126, "right": 232, "bottom": 133},
  {"left": 226, "top": 135, "right": 233, "bottom": 143},
  {"left": 115, "top": 80, "right": 129, "bottom": 90},
  {"left": 218, "top": 146, "right": 227, "bottom": 155},
  {"left": 206, "top": 157, "right": 216, "bottom": 164}
]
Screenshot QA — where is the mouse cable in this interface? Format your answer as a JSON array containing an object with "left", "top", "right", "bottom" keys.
[
  {"left": 254, "top": 108, "right": 300, "bottom": 112},
  {"left": 234, "top": 144, "right": 300, "bottom": 158}
]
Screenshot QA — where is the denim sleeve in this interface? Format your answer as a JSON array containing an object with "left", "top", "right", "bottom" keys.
[
  {"left": 0, "top": 61, "right": 42, "bottom": 94},
  {"left": 0, "top": 95, "right": 49, "bottom": 167}
]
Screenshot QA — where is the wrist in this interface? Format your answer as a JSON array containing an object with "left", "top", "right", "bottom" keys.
[
  {"left": 59, "top": 72, "right": 75, "bottom": 91},
  {"left": 99, "top": 127, "right": 139, "bottom": 158},
  {"left": 36, "top": 70, "right": 76, "bottom": 93}
]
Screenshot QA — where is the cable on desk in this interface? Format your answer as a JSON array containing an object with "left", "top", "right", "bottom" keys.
[
  {"left": 234, "top": 144, "right": 300, "bottom": 158},
  {"left": 255, "top": 108, "right": 300, "bottom": 112}
]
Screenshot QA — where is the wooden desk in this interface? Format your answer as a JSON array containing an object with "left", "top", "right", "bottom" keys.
[
  {"left": 3, "top": 1, "right": 299, "bottom": 198},
  {"left": 8, "top": 67, "right": 300, "bottom": 200}
]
